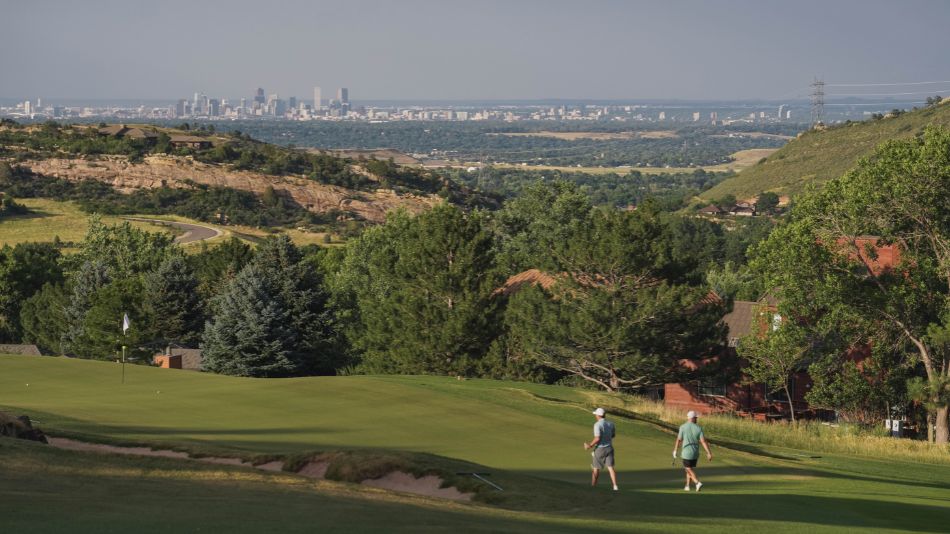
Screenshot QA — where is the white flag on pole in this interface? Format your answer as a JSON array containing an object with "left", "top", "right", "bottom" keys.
[{"left": 122, "top": 313, "right": 131, "bottom": 335}]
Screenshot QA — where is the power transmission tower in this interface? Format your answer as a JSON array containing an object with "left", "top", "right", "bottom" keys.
[{"left": 810, "top": 76, "right": 825, "bottom": 126}]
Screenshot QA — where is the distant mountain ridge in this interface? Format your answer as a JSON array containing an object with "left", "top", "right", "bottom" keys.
[{"left": 701, "top": 100, "right": 950, "bottom": 201}]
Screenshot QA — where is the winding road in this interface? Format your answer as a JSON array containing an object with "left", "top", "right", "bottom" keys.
[{"left": 123, "top": 218, "right": 223, "bottom": 244}]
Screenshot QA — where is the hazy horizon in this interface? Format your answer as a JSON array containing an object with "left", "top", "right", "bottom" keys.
[{"left": 4, "top": 0, "right": 950, "bottom": 102}]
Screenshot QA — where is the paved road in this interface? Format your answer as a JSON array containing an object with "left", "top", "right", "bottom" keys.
[{"left": 123, "top": 218, "right": 223, "bottom": 244}]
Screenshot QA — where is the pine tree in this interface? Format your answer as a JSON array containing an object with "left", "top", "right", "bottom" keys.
[
  {"left": 349, "top": 205, "right": 502, "bottom": 374},
  {"left": 62, "top": 259, "right": 110, "bottom": 356},
  {"left": 0, "top": 242, "right": 63, "bottom": 341},
  {"left": 20, "top": 283, "right": 69, "bottom": 354},
  {"left": 200, "top": 264, "right": 298, "bottom": 377},
  {"left": 505, "top": 208, "right": 725, "bottom": 391},
  {"left": 249, "top": 236, "right": 339, "bottom": 374},
  {"left": 142, "top": 255, "right": 203, "bottom": 347}
]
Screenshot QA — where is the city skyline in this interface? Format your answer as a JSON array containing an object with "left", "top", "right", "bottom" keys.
[{"left": 4, "top": 0, "right": 950, "bottom": 101}]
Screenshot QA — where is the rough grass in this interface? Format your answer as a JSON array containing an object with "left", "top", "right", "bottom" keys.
[
  {"left": 703, "top": 100, "right": 950, "bottom": 200},
  {"left": 2, "top": 355, "right": 950, "bottom": 533},
  {"left": 584, "top": 393, "right": 950, "bottom": 466}
]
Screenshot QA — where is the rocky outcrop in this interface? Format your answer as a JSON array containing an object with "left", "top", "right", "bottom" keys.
[
  {"left": 23, "top": 155, "right": 441, "bottom": 223},
  {"left": 0, "top": 413, "right": 48, "bottom": 444}
]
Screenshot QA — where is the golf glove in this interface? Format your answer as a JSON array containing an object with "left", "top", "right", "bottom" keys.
[{"left": 672, "top": 450, "right": 677, "bottom": 459}]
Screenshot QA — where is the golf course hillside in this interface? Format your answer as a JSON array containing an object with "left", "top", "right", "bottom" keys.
[
  {"left": 2, "top": 355, "right": 949, "bottom": 533},
  {"left": 701, "top": 99, "right": 950, "bottom": 201}
]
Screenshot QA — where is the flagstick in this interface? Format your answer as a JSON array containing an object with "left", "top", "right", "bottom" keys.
[{"left": 121, "top": 312, "right": 129, "bottom": 385}]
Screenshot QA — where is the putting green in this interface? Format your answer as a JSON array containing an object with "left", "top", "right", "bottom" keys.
[{"left": 1, "top": 355, "right": 948, "bottom": 533}]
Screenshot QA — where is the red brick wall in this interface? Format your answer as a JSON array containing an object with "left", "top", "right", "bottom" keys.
[{"left": 153, "top": 354, "right": 182, "bottom": 369}]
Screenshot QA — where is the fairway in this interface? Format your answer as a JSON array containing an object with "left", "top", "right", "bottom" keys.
[
  {"left": 1, "top": 355, "right": 949, "bottom": 533},
  {"left": 0, "top": 198, "right": 173, "bottom": 247},
  {"left": 0, "top": 198, "right": 338, "bottom": 249}
]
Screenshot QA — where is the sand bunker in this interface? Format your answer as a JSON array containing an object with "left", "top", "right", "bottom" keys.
[
  {"left": 255, "top": 461, "right": 284, "bottom": 472},
  {"left": 195, "top": 456, "right": 253, "bottom": 467},
  {"left": 296, "top": 460, "right": 330, "bottom": 479},
  {"left": 48, "top": 438, "right": 252, "bottom": 468},
  {"left": 48, "top": 438, "right": 472, "bottom": 502},
  {"left": 362, "top": 471, "right": 473, "bottom": 502},
  {"left": 48, "top": 437, "right": 191, "bottom": 459}
]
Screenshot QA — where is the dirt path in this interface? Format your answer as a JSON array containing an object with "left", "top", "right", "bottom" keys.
[{"left": 122, "top": 218, "right": 223, "bottom": 244}]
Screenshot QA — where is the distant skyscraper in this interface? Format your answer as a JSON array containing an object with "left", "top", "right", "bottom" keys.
[
  {"left": 255, "top": 88, "right": 266, "bottom": 105},
  {"left": 337, "top": 87, "right": 349, "bottom": 104},
  {"left": 658, "top": 111, "right": 666, "bottom": 120},
  {"left": 778, "top": 104, "right": 786, "bottom": 120},
  {"left": 23, "top": 100, "right": 31, "bottom": 115},
  {"left": 176, "top": 99, "right": 186, "bottom": 117},
  {"left": 239, "top": 98, "right": 247, "bottom": 112},
  {"left": 313, "top": 86, "right": 322, "bottom": 110},
  {"left": 209, "top": 99, "right": 220, "bottom": 117},
  {"left": 267, "top": 93, "right": 279, "bottom": 116},
  {"left": 692, "top": 112, "right": 700, "bottom": 121},
  {"left": 288, "top": 96, "right": 297, "bottom": 110}
]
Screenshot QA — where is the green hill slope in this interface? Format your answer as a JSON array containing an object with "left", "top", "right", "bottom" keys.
[
  {"left": 2, "top": 355, "right": 950, "bottom": 533},
  {"left": 702, "top": 101, "right": 950, "bottom": 201}
]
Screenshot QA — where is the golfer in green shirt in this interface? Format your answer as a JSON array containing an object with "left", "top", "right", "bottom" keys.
[{"left": 673, "top": 410, "right": 712, "bottom": 491}]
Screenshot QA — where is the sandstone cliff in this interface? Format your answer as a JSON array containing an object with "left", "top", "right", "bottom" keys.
[{"left": 23, "top": 155, "right": 441, "bottom": 223}]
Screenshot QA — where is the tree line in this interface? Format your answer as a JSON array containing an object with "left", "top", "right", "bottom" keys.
[{"left": 2, "top": 181, "right": 766, "bottom": 390}]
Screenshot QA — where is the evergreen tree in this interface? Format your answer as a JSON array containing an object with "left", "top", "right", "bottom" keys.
[
  {"left": 505, "top": 208, "right": 725, "bottom": 391},
  {"left": 254, "top": 236, "right": 340, "bottom": 374},
  {"left": 201, "top": 264, "right": 298, "bottom": 377},
  {"left": 188, "top": 237, "right": 253, "bottom": 305},
  {"left": 20, "top": 283, "right": 69, "bottom": 354},
  {"left": 348, "top": 205, "right": 502, "bottom": 374},
  {"left": 142, "top": 255, "right": 203, "bottom": 347},
  {"left": 0, "top": 242, "right": 63, "bottom": 341},
  {"left": 73, "top": 278, "right": 146, "bottom": 360},
  {"left": 62, "top": 259, "right": 110, "bottom": 356},
  {"left": 494, "top": 180, "right": 591, "bottom": 275}
]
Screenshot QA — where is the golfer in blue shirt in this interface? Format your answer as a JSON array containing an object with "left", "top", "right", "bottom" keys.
[{"left": 584, "top": 407, "right": 618, "bottom": 491}]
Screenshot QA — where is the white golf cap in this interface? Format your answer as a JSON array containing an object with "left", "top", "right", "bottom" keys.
[
  {"left": 592, "top": 407, "right": 606, "bottom": 417},
  {"left": 686, "top": 410, "right": 698, "bottom": 419}
]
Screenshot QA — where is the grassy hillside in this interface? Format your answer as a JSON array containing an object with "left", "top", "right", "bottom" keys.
[
  {"left": 702, "top": 101, "right": 950, "bottom": 201},
  {"left": 2, "top": 355, "right": 949, "bottom": 533}
]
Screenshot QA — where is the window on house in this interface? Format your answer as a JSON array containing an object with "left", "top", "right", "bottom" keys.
[
  {"left": 765, "top": 378, "right": 796, "bottom": 402},
  {"left": 698, "top": 379, "right": 727, "bottom": 397}
]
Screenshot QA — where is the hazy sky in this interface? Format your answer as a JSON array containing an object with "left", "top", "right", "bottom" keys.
[{"left": 3, "top": 0, "right": 950, "bottom": 101}]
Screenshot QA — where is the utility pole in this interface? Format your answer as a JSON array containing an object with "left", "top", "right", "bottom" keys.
[{"left": 810, "top": 76, "right": 825, "bottom": 127}]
